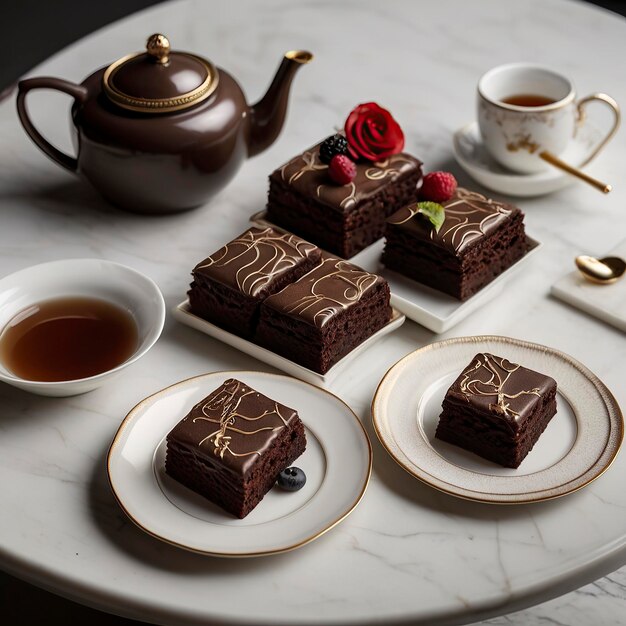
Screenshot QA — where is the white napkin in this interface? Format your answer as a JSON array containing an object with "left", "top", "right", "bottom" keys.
[{"left": 551, "top": 239, "right": 626, "bottom": 333}]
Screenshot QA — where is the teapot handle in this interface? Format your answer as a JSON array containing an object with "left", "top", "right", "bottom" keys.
[{"left": 17, "top": 77, "right": 88, "bottom": 173}]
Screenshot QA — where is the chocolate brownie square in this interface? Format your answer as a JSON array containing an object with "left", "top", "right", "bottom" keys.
[
  {"left": 255, "top": 257, "right": 392, "bottom": 373},
  {"left": 382, "top": 188, "right": 528, "bottom": 300},
  {"left": 435, "top": 353, "right": 557, "bottom": 468},
  {"left": 267, "top": 142, "right": 422, "bottom": 258},
  {"left": 188, "top": 226, "right": 321, "bottom": 337},
  {"left": 165, "top": 378, "right": 306, "bottom": 518}
]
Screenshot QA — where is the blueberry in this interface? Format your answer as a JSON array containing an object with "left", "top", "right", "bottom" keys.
[{"left": 277, "top": 466, "right": 306, "bottom": 491}]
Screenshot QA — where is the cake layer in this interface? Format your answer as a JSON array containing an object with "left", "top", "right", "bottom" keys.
[
  {"left": 383, "top": 211, "right": 527, "bottom": 299},
  {"left": 166, "top": 417, "right": 306, "bottom": 517},
  {"left": 165, "top": 378, "right": 306, "bottom": 518},
  {"left": 434, "top": 353, "right": 558, "bottom": 468},
  {"left": 188, "top": 227, "right": 321, "bottom": 337},
  {"left": 255, "top": 257, "right": 391, "bottom": 373},
  {"left": 266, "top": 140, "right": 422, "bottom": 258},
  {"left": 270, "top": 145, "right": 422, "bottom": 213},
  {"left": 382, "top": 189, "right": 527, "bottom": 300},
  {"left": 444, "top": 353, "right": 556, "bottom": 431},
  {"left": 386, "top": 188, "right": 522, "bottom": 256},
  {"left": 188, "top": 275, "right": 258, "bottom": 337},
  {"left": 257, "top": 280, "right": 390, "bottom": 373},
  {"left": 436, "top": 390, "right": 557, "bottom": 468},
  {"left": 268, "top": 170, "right": 421, "bottom": 258}
]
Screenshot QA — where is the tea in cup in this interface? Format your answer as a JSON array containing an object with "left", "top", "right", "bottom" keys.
[{"left": 477, "top": 63, "right": 620, "bottom": 174}]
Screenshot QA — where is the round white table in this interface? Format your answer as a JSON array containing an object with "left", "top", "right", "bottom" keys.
[{"left": 1, "top": 0, "right": 625, "bottom": 624}]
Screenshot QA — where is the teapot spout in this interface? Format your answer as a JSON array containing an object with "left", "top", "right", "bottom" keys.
[{"left": 247, "top": 50, "right": 313, "bottom": 157}]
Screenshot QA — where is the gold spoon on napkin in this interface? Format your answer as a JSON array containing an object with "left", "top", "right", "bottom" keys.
[{"left": 575, "top": 255, "right": 626, "bottom": 284}]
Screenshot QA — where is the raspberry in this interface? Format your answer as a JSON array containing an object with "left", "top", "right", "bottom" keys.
[
  {"left": 420, "top": 171, "right": 457, "bottom": 203},
  {"left": 328, "top": 155, "right": 356, "bottom": 185},
  {"left": 319, "top": 134, "right": 349, "bottom": 164}
]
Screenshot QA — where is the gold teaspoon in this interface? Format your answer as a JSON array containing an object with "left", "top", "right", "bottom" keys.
[
  {"left": 575, "top": 255, "right": 626, "bottom": 284},
  {"left": 540, "top": 151, "right": 612, "bottom": 194}
]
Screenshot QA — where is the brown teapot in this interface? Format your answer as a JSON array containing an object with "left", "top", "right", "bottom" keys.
[{"left": 17, "top": 34, "right": 312, "bottom": 214}]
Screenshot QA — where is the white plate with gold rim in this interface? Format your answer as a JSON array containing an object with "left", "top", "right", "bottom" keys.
[
  {"left": 108, "top": 371, "right": 372, "bottom": 557},
  {"left": 372, "top": 336, "right": 623, "bottom": 504}
]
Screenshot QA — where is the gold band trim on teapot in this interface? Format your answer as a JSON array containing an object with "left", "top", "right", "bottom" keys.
[{"left": 102, "top": 34, "right": 219, "bottom": 113}]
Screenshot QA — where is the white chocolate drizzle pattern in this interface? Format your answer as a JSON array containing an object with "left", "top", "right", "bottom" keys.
[
  {"left": 274, "top": 258, "right": 379, "bottom": 327},
  {"left": 363, "top": 156, "right": 416, "bottom": 181},
  {"left": 192, "top": 380, "right": 290, "bottom": 459},
  {"left": 458, "top": 354, "right": 541, "bottom": 420},
  {"left": 282, "top": 149, "right": 327, "bottom": 184},
  {"left": 278, "top": 146, "right": 419, "bottom": 212},
  {"left": 389, "top": 188, "right": 513, "bottom": 254},
  {"left": 195, "top": 228, "right": 318, "bottom": 297}
]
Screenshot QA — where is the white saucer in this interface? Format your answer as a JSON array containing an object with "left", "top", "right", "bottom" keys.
[
  {"left": 372, "top": 336, "right": 623, "bottom": 504},
  {"left": 453, "top": 121, "right": 604, "bottom": 197},
  {"left": 107, "top": 371, "right": 372, "bottom": 556}
]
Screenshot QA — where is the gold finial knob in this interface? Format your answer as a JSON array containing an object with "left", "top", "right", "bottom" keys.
[{"left": 146, "top": 34, "right": 170, "bottom": 64}]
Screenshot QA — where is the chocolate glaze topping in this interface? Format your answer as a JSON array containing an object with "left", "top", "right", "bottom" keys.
[
  {"left": 271, "top": 141, "right": 422, "bottom": 213},
  {"left": 263, "top": 257, "right": 384, "bottom": 328},
  {"left": 193, "top": 227, "right": 320, "bottom": 297},
  {"left": 388, "top": 188, "right": 521, "bottom": 256},
  {"left": 166, "top": 378, "right": 298, "bottom": 477},
  {"left": 446, "top": 353, "right": 556, "bottom": 433}
]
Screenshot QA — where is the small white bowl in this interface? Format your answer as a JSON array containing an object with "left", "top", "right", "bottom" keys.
[{"left": 0, "top": 259, "right": 165, "bottom": 397}]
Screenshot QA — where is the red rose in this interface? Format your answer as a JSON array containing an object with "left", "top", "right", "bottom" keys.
[{"left": 344, "top": 102, "right": 405, "bottom": 162}]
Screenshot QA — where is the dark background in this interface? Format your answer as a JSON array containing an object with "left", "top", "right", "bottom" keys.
[
  {"left": 2, "top": 0, "right": 625, "bottom": 624},
  {"left": 3, "top": 0, "right": 162, "bottom": 92}
]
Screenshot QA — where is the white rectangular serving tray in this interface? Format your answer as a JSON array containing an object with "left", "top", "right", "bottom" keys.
[
  {"left": 351, "top": 235, "right": 541, "bottom": 333},
  {"left": 173, "top": 300, "right": 405, "bottom": 388},
  {"left": 251, "top": 211, "right": 542, "bottom": 333}
]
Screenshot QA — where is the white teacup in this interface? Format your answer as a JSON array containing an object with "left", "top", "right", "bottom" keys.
[{"left": 477, "top": 63, "right": 620, "bottom": 174}]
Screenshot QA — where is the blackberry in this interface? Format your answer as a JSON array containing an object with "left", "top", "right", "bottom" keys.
[{"left": 319, "top": 134, "right": 349, "bottom": 164}]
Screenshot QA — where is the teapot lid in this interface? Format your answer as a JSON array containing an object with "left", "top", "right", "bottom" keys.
[{"left": 102, "top": 34, "right": 219, "bottom": 113}]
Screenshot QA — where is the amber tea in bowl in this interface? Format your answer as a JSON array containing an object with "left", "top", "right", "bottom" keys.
[
  {"left": 0, "top": 297, "right": 138, "bottom": 382},
  {"left": 0, "top": 259, "right": 165, "bottom": 396}
]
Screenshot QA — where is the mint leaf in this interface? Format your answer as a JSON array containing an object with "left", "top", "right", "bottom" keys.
[{"left": 416, "top": 201, "right": 445, "bottom": 233}]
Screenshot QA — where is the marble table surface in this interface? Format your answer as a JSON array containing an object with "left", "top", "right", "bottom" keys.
[{"left": 1, "top": 0, "right": 625, "bottom": 624}]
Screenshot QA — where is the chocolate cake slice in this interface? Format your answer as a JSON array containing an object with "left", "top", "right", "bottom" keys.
[
  {"left": 255, "top": 257, "right": 392, "bottom": 373},
  {"left": 435, "top": 353, "right": 557, "bottom": 468},
  {"left": 267, "top": 142, "right": 422, "bottom": 258},
  {"left": 188, "top": 226, "right": 321, "bottom": 337},
  {"left": 165, "top": 378, "right": 306, "bottom": 518},
  {"left": 382, "top": 188, "right": 528, "bottom": 300}
]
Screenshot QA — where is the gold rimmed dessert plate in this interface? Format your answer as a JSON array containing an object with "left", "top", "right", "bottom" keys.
[
  {"left": 372, "top": 336, "right": 623, "bottom": 504},
  {"left": 108, "top": 371, "right": 372, "bottom": 557}
]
